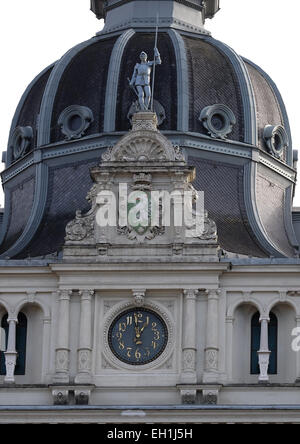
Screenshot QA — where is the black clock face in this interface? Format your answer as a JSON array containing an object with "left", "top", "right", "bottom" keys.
[{"left": 108, "top": 308, "right": 168, "bottom": 365}]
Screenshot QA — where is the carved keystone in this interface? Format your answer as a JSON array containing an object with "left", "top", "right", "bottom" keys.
[{"left": 132, "top": 289, "right": 146, "bottom": 307}]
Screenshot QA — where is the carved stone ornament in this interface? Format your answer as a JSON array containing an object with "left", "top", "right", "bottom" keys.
[
  {"left": 132, "top": 290, "right": 146, "bottom": 307},
  {"left": 263, "top": 124, "right": 288, "bottom": 159},
  {"left": 205, "top": 348, "right": 218, "bottom": 371},
  {"left": 199, "top": 104, "right": 236, "bottom": 139},
  {"left": 184, "top": 186, "right": 218, "bottom": 241},
  {"left": 55, "top": 349, "right": 69, "bottom": 372},
  {"left": 10, "top": 126, "right": 33, "bottom": 161},
  {"left": 132, "top": 173, "right": 152, "bottom": 191},
  {"left": 4, "top": 352, "right": 17, "bottom": 383},
  {"left": 117, "top": 224, "right": 165, "bottom": 243},
  {"left": 75, "top": 390, "right": 90, "bottom": 406},
  {"left": 58, "top": 105, "right": 94, "bottom": 140},
  {"left": 128, "top": 100, "right": 166, "bottom": 126},
  {"left": 258, "top": 350, "right": 271, "bottom": 382},
  {"left": 65, "top": 210, "right": 95, "bottom": 242},
  {"left": 203, "top": 389, "right": 219, "bottom": 405},
  {"left": 63, "top": 110, "right": 219, "bottom": 259},
  {"left": 78, "top": 349, "right": 92, "bottom": 372},
  {"left": 101, "top": 112, "right": 184, "bottom": 163},
  {"left": 52, "top": 389, "right": 69, "bottom": 406},
  {"left": 181, "top": 389, "right": 197, "bottom": 405},
  {"left": 183, "top": 349, "right": 196, "bottom": 372},
  {"left": 65, "top": 183, "right": 102, "bottom": 244},
  {"left": 202, "top": 211, "right": 218, "bottom": 240}
]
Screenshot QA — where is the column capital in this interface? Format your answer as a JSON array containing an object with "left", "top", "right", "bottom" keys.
[
  {"left": 259, "top": 315, "right": 270, "bottom": 323},
  {"left": 43, "top": 316, "right": 51, "bottom": 325},
  {"left": 57, "top": 290, "right": 72, "bottom": 301},
  {"left": 79, "top": 290, "right": 95, "bottom": 300},
  {"left": 207, "top": 289, "right": 221, "bottom": 300},
  {"left": 183, "top": 289, "right": 198, "bottom": 300},
  {"left": 7, "top": 317, "right": 18, "bottom": 323}
]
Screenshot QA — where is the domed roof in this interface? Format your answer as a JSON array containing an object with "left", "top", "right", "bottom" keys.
[
  {"left": 0, "top": 0, "right": 298, "bottom": 259},
  {"left": 7, "top": 31, "right": 290, "bottom": 153}
]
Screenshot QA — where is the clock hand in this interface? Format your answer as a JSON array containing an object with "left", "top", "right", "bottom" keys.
[
  {"left": 134, "top": 317, "right": 150, "bottom": 344},
  {"left": 140, "top": 318, "right": 149, "bottom": 334}
]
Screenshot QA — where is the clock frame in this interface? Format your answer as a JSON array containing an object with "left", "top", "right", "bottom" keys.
[{"left": 108, "top": 308, "right": 168, "bottom": 365}]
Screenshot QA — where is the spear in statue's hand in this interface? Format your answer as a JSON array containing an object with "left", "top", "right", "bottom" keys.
[{"left": 150, "top": 13, "right": 159, "bottom": 112}]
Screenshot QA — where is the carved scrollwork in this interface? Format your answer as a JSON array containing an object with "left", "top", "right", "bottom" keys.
[
  {"left": 263, "top": 124, "right": 288, "bottom": 159},
  {"left": 101, "top": 113, "right": 180, "bottom": 163},
  {"left": 111, "top": 137, "right": 167, "bottom": 162},
  {"left": 10, "top": 126, "right": 33, "bottom": 161},
  {"left": 202, "top": 211, "right": 218, "bottom": 240},
  {"left": 199, "top": 104, "right": 236, "bottom": 139},
  {"left": 173, "top": 145, "right": 185, "bottom": 162},
  {"left": 65, "top": 211, "right": 94, "bottom": 242},
  {"left": 117, "top": 224, "right": 165, "bottom": 242},
  {"left": 101, "top": 146, "right": 114, "bottom": 162},
  {"left": 58, "top": 105, "right": 94, "bottom": 140}
]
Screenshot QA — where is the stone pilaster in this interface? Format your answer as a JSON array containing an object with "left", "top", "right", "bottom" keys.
[
  {"left": 181, "top": 289, "right": 198, "bottom": 384},
  {"left": 4, "top": 317, "right": 18, "bottom": 384},
  {"left": 53, "top": 290, "right": 72, "bottom": 384},
  {"left": 75, "top": 290, "right": 94, "bottom": 384},
  {"left": 203, "top": 289, "right": 220, "bottom": 383}
]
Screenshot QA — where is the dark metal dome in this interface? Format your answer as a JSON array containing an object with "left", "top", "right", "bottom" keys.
[{"left": 0, "top": 0, "right": 298, "bottom": 259}]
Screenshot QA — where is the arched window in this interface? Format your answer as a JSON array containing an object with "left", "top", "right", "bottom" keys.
[
  {"left": 0, "top": 312, "right": 27, "bottom": 376},
  {"left": 251, "top": 311, "right": 278, "bottom": 375},
  {"left": 268, "top": 312, "right": 278, "bottom": 374}
]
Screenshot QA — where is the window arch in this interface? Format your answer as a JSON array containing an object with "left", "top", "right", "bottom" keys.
[
  {"left": 0, "top": 312, "right": 27, "bottom": 376},
  {"left": 251, "top": 311, "right": 278, "bottom": 375}
]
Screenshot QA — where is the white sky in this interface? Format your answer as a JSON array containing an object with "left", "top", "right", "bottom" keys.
[{"left": 0, "top": 0, "right": 299, "bottom": 206}]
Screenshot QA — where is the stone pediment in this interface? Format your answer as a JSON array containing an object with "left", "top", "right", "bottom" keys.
[{"left": 102, "top": 112, "right": 185, "bottom": 163}]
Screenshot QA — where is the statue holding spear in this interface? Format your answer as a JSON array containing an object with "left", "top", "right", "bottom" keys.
[{"left": 129, "top": 15, "right": 161, "bottom": 112}]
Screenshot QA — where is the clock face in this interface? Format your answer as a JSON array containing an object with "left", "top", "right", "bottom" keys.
[{"left": 108, "top": 308, "right": 168, "bottom": 365}]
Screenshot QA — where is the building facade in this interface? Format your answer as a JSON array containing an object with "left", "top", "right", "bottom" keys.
[{"left": 0, "top": 0, "right": 300, "bottom": 423}]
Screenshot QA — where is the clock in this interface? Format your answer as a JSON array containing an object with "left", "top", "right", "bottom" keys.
[{"left": 108, "top": 308, "right": 168, "bottom": 365}]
